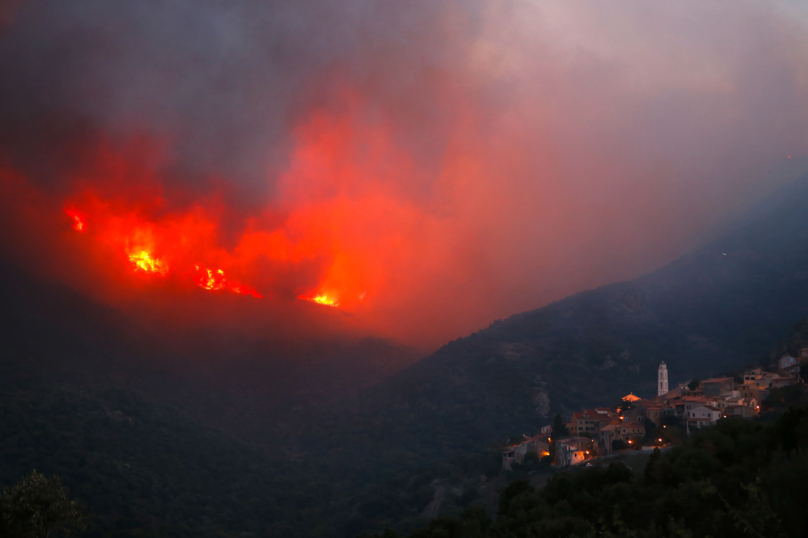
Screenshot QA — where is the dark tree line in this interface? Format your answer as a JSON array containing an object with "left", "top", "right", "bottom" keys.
[{"left": 0, "top": 470, "right": 84, "bottom": 538}]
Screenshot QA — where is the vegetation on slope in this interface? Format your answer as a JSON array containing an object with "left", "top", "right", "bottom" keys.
[{"left": 362, "top": 400, "right": 808, "bottom": 538}]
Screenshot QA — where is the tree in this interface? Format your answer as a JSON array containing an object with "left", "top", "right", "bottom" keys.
[
  {"left": 687, "top": 378, "right": 700, "bottom": 391},
  {"left": 550, "top": 414, "right": 570, "bottom": 440},
  {"left": 644, "top": 447, "right": 662, "bottom": 483},
  {"left": 0, "top": 471, "right": 85, "bottom": 538},
  {"left": 643, "top": 417, "right": 657, "bottom": 441}
]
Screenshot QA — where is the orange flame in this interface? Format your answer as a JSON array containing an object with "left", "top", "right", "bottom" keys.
[
  {"left": 65, "top": 209, "right": 85, "bottom": 231},
  {"left": 193, "top": 265, "right": 262, "bottom": 297},
  {"left": 62, "top": 189, "right": 264, "bottom": 299},
  {"left": 52, "top": 108, "right": 398, "bottom": 310},
  {"left": 299, "top": 294, "right": 339, "bottom": 307},
  {"left": 128, "top": 250, "right": 168, "bottom": 276}
]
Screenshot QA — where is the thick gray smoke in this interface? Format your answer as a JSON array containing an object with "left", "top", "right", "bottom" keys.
[{"left": 0, "top": 0, "right": 482, "bottom": 208}]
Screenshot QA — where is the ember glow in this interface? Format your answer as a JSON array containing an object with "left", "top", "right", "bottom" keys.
[
  {"left": 129, "top": 250, "right": 168, "bottom": 276},
  {"left": 65, "top": 209, "right": 85, "bottom": 232},
  {"left": 194, "top": 266, "right": 261, "bottom": 298},
  {"left": 62, "top": 192, "right": 266, "bottom": 298},
  {"left": 300, "top": 294, "right": 340, "bottom": 308}
]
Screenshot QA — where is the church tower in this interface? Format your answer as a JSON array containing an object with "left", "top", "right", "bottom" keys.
[{"left": 658, "top": 361, "right": 669, "bottom": 397}]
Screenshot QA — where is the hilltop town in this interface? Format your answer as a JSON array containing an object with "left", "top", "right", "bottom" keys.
[{"left": 502, "top": 347, "right": 807, "bottom": 470}]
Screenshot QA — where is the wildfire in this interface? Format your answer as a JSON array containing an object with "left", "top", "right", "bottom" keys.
[
  {"left": 193, "top": 265, "right": 262, "bottom": 298},
  {"left": 300, "top": 294, "right": 339, "bottom": 307},
  {"left": 53, "top": 129, "right": 378, "bottom": 307},
  {"left": 63, "top": 197, "right": 264, "bottom": 298},
  {"left": 128, "top": 250, "right": 168, "bottom": 276},
  {"left": 65, "top": 209, "right": 85, "bottom": 231},
  {"left": 196, "top": 266, "right": 225, "bottom": 290}
]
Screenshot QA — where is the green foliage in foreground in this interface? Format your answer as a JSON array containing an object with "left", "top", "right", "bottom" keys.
[
  {"left": 362, "top": 406, "right": 808, "bottom": 538},
  {"left": 0, "top": 470, "right": 85, "bottom": 538}
]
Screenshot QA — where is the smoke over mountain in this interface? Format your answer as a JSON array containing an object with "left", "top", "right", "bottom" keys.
[{"left": 1, "top": 0, "right": 808, "bottom": 346}]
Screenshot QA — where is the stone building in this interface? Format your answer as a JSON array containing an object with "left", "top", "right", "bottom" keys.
[{"left": 658, "top": 361, "right": 669, "bottom": 397}]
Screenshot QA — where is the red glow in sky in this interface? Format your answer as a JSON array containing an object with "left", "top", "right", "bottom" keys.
[{"left": 61, "top": 183, "right": 269, "bottom": 299}]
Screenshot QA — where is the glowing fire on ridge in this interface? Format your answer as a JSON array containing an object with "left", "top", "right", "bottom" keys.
[
  {"left": 53, "top": 122, "right": 382, "bottom": 308},
  {"left": 193, "top": 265, "right": 262, "bottom": 297},
  {"left": 65, "top": 209, "right": 85, "bottom": 231},
  {"left": 63, "top": 209, "right": 263, "bottom": 297},
  {"left": 129, "top": 250, "right": 168, "bottom": 276},
  {"left": 299, "top": 294, "right": 339, "bottom": 307}
]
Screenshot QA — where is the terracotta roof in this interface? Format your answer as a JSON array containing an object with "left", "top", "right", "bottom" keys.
[
  {"left": 583, "top": 409, "right": 615, "bottom": 420},
  {"left": 681, "top": 396, "right": 712, "bottom": 402},
  {"left": 622, "top": 393, "right": 641, "bottom": 402},
  {"left": 559, "top": 437, "right": 591, "bottom": 448}
]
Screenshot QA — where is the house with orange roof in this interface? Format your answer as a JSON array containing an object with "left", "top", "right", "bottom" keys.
[
  {"left": 778, "top": 354, "right": 799, "bottom": 371},
  {"left": 555, "top": 437, "right": 594, "bottom": 467},
  {"left": 686, "top": 405, "right": 721, "bottom": 429},
  {"left": 771, "top": 373, "right": 799, "bottom": 388},
  {"left": 674, "top": 396, "right": 717, "bottom": 422},
  {"left": 724, "top": 404, "right": 756, "bottom": 418},
  {"left": 702, "top": 377, "right": 735, "bottom": 397},
  {"left": 501, "top": 434, "right": 551, "bottom": 471}
]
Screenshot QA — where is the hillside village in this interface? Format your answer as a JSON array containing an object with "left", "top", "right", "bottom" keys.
[{"left": 502, "top": 347, "right": 808, "bottom": 470}]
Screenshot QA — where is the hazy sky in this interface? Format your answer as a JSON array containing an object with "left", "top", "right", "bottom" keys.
[{"left": 1, "top": 0, "right": 807, "bottom": 347}]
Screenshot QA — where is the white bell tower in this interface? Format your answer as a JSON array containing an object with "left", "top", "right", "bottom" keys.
[{"left": 658, "top": 361, "right": 669, "bottom": 397}]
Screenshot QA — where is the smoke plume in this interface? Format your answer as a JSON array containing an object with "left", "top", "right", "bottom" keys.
[{"left": 1, "top": 0, "right": 808, "bottom": 347}]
